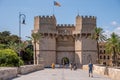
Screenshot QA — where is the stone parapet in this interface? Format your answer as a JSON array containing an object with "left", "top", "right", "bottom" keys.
[
  {"left": 0, "top": 64, "right": 44, "bottom": 80},
  {"left": 57, "top": 24, "right": 74, "bottom": 27},
  {"left": 82, "top": 65, "right": 120, "bottom": 80},
  {"left": 108, "top": 68, "right": 120, "bottom": 80},
  {"left": 18, "top": 64, "right": 44, "bottom": 74},
  {"left": 0, "top": 67, "right": 17, "bottom": 80}
]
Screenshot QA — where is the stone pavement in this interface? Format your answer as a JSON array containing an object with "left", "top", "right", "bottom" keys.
[{"left": 12, "top": 68, "right": 111, "bottom": 80}]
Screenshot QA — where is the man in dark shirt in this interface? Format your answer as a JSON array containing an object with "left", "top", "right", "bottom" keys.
[{"left": 88, "top": 62, "right": 93, "bottom": 77}]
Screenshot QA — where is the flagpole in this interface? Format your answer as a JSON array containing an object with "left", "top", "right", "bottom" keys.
[
  {"left": 53, "top": 2, "right": 55, "bottom": 15},
  {"left": 53, "top": 1, "right": 61, "bottom": 15},
  {"left": 77, "top": 9, "right": 79, "bottom": 15}
]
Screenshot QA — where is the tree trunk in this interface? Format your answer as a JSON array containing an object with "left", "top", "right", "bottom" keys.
[
  {"left": 34, "top": 42, "right": 37, "bottom": 64},
  {"left": 113, "top": 47, "right": 116, "bottom": 66},
  {"left": 97, "top": 41, "right": 100, "bottom": 63}
]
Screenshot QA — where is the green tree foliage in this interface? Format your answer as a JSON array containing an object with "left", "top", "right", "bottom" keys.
[
  {"left": 92, "top": 27, "right": 106, "bottom": 63},
  {"left": 0, "top": 49, "right": 24, "bottom": 67},
  {"left": 26, "top": 32, "right": 41, "bottom": 64},
  {"left": 21, "top": 44, "right": 33, "bottom": 64},
  {"left": 105, "top": 32, "right": 120, "bottom": 66},
  {"left": 31, "top": 32, "right": 41, "bottom": 64},
  {"left": 8, "top": 35, "right": 20, "bottom": 43},
  {"left": 0, "top": 44, "right": 7, "bottom": 49},
  {"left": 0, "top": 31, "right": 20, "bottom": 51},
  {"left": 0, "top": 31, "right": 20, "bottom": 45},
  {"left": 0, "top": 31, "right": 10, "bottom": 44},
  {"left": 7, "top": 41, "right": 19, "bottom": 53},
  {"left": 0, "top": 31, "right": 34, "bottom": 65},
  {"left": 8, "top": 41, "right": 33, "bottom": 64}
]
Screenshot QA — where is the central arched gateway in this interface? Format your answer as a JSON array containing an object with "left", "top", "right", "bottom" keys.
[{"left": 61, "top": 57, "right": 69, "bottom": 65}]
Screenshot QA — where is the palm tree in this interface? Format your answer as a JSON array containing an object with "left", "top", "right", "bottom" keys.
[
  {"left": 31, "top": 32, "right": 41, "bottom": 64},
  {"left": 92, "top": 27, "right": 106, "bottom": 63},
  {"left": 8, "top": 41, "right": 19, "bottom": 53},
  {"left": 105, "top": 32, "right": 120, "bottom": 66},
  {"left": 8, "top": 41, "right": 28, "bottom": 57}
]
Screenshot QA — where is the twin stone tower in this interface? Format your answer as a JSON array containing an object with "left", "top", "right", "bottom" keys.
[{"left": 32, "top": 15, "right": 97, "bottom": 67}]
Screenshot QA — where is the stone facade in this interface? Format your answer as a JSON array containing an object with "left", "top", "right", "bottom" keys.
[
  {"left": 99, "top": 42, "right": 113, "bottom": 66},
  {"left": 32, "top": 15, "right": 97, "bottom": 67},
  {"left": 99, "top": 42, "right": 120, "bottom": 66}
]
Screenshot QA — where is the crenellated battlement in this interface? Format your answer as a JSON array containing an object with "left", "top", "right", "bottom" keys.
[
  {"left": 76, "top": 15, "right": 96, "bottom": 19},
  {"left": 35, "top": 15, "right": 55, "bottom": 19},
  {"left": 75, "top": 15, "right": 96, "bottom": 32},
  {"left": 57, "top": 24, "right": 75, "bottom": 27},
  {"left": 34, "top": 15, "right": 56, "bottom": 25}
]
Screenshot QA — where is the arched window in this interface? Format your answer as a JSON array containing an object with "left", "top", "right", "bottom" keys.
[
  {"left": 104, "top": 50, "right": 105, "bottom": 54},
  {"left": 107, "top": 56, "right": 110, "bottom": 59},
  {"left": 104, "top": 56, "right": 106, "bottom": 59},
  {"left": 99, "top": 50, "right": 102, "bottom": 54},
  {"left": 100, "top": 56, "right": 102, "bottom": 59}
]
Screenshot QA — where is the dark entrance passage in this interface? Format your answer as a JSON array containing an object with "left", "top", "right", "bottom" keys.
[{"left": 61, "top": 57, "right": 69, "bottom": 65}]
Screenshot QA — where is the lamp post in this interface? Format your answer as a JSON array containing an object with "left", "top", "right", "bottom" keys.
[
  {"left": 19, "top": 12, "right": 26, "bottom": 56},
  {"left": 19, "top": 12, "right": 26, "bottom": 40}
]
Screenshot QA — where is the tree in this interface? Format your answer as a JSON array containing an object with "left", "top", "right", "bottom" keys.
[
  {"left": 1, "top": 31, "right": 10, "bottom": 36},
  {"left": 92, "top": 27, "right": 106, "bottom": 63},
  {"left": 0, "top": 31, "right": 20, "bottom": 45},
  {"left": 22, "top": 44, "right": 33, "bottom": 64},
  {"left": 29, "top": 32, "right": 41, "bottom": 64},
  {"left": 8, "top": 35, "right": 20, "bottom": 43},
  {"left": 7, "top": 38, "right": 34, "bottom": 65},
  {"left": 0, "top": 31, "right": 11, "bottom": 44},
  {"left": 0, "top": 44, "right": 7, "bottom": 49},
  {"left": 0, "top": 49, "right": 24, "bottom": 67},
  {"left": 7, "top": 41, "right": 19, "bottom": 53},
  {"left": 105, "top": 32, "right": 120, "bottom": 66}
]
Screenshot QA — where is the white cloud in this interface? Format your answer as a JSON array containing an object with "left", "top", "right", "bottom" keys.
[
  {"left": 103, "top": 21, "right": 120, "bottom": 37},
  {"left": 114, "top": 27, "right": 120, "bottom": 36},
  {"left": 111, "top": 21, "right": 118, "bottom": 26},
  {"left": 104, "top": 30, "right": 111, "bottom": 38},
  {"left": 104, "top": 27, "right": 120, "bottom": 38}
]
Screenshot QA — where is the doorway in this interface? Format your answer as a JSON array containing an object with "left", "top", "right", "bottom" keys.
[{"left": 61, "top": 57, "right": 69, "bottom": 65}]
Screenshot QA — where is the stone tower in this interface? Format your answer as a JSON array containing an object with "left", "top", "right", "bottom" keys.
[
  {"left": 32, "top": 15, "right": 97, "bottom": 67},
  {"left": 33, "top": 15, "right": 57, "bottom": 66},
  {"left": 74, "top": 15, "right": 97, "bottom": 67}
]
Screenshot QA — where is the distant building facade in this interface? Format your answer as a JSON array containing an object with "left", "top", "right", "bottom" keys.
[
  {"left": 99, "top": 42, "right": 113, "bottom": 66},
  {"left": 32, "top": 15, "right": 97, "bottom": 67},
  {"left": 99, "top": 42, "right": 120, "bottom": 66}
]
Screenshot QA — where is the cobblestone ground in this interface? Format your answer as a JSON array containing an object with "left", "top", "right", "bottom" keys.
[{"left": 12, "top": 68, "right": 111, "bottom": 80}]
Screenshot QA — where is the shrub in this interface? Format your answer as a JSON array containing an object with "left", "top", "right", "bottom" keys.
[
  {"left": 0, "top": 49, "right": 24, "bottom": 67},
  {"left": 0, "top": 44, "right": 7, "bottom": 49}
]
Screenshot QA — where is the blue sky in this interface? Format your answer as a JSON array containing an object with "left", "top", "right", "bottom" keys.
[{"left": 0, "top": 0, "right": 120, "bottom": 40}]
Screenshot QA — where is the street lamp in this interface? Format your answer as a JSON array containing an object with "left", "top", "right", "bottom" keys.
[
  {"left": 19, "top": 12, "right": 26, "bottom": 56},
  {"left": 19, "top": 12, "right": 26, "bottom": 40}
]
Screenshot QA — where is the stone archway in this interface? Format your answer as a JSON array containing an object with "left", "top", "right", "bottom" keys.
[{"left": 61, "top": 57, "right": 69, "bottom": 65}]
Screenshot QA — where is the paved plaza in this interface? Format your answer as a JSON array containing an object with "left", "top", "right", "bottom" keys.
[{"left": 12, "top": 68, "right": 111, "bottom": 80}]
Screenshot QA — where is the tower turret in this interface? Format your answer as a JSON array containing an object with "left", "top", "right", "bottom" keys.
[
  {"left": 75, "top": 15, "right": 97, "bottom": 66},
  {"left": 34, "top": 15, "right": 56, "bottom": 33},
  {"left": 33, "top": 15, "right": 57, "bottom": 66},
  {"left": 75, "top": 15, "right": 96, "bottom": 33}
]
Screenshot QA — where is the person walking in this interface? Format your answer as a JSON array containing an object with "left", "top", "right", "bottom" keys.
[
  {"left": 51, "top": 63, "right": 55, "bottom": 69},
  {"left": 70, "top": 62, "right": 73, "bottom": 70},
  {"left": 88, "top": 62, "right": 93, "bottom": 77},
  {"left": 73, "top": 63, "right": 77, "bottom": 70}
]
